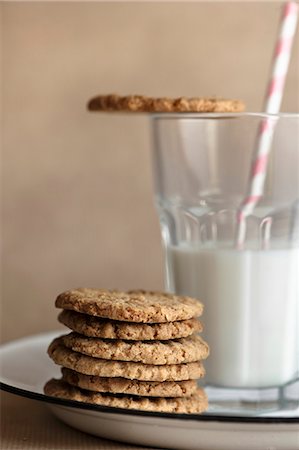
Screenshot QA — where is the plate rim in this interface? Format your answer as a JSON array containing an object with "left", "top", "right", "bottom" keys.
[
  {"left": 2, "top": 381, "right": 299, "bottom": 424},
  {"left": 1, "top": 332, "right": 299, "bottom": 425}
]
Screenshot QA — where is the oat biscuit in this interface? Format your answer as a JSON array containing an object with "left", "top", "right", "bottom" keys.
[
  {"left": 58, "top": 310, "right": 202, "bottom": 340},
  {"left": 62, "top": 332, "right": 209, "bottom": 365},
  {"left": 87, "top": 94, "right": 245, "bottom": 114},
  {"left": 44, "top": 379, "right": 208, "bottom": 413},
  {"left": 61, "top": 368, "right": 197, "bottom": 397},
  {"left": 55, "top": 288, "right": 203, "bottom": 323},
  {"left": 48, "top": 338, "right": 206, "bottom": 381}
]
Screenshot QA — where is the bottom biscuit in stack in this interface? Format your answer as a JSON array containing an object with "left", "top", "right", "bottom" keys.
[
  {"left": 44, "top": 288, "right": 209, "bottom": 414},
  {"left": 44, "top": 378, "right": 208, "bottom": 414}
]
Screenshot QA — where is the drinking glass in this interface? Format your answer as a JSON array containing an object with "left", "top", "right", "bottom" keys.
[{"left": 150, "top": 113, "right": 299, "bottom": 415}]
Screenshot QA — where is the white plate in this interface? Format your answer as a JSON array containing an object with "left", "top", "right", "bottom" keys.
[{"left": 0, "top": 331, "right": 298, "bottom": 450}]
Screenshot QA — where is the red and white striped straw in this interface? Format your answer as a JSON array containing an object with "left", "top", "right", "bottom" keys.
[{"left": 236, "top": 1, "right": 298, "bottom": 247}]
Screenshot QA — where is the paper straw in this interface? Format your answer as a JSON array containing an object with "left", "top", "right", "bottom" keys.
[{"left": 236, "top": 1, "right": 299, "bottom": 247}]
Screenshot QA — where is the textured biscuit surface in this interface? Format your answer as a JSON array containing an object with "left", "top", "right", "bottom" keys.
[
  {"left": 58, "top": 310, "right": 202, "bottom": 340},
  {"left": 87, "top": 94, "right": 245, "bottom": 114},
  {"left": 55, "top": 288, "right": 203, "bottom": 323},
  {"left": 48, "top": 338, "right": 206, "bottom": 381},
  {"left": 62, "top": 332, "right": 209, "bottom": 365},
  {"left": 61, "top": 368, "right": 197, "bottom": 397},
  {"left": 44, "top": 379, "right": 208, "bottom": 413}
]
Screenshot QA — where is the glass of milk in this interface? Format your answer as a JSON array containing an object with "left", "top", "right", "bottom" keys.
[{"left": 150, "top": 113, "right": 299, "bottom": 413}]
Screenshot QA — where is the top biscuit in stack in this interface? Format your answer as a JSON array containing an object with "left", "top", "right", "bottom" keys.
[{"left": 44, "top": 288, "right": 209, "bottom": 414}]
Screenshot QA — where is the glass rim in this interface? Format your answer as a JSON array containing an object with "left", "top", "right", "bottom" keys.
[{"left": 150, "top": 112, "right": 299, "bottom": 120}]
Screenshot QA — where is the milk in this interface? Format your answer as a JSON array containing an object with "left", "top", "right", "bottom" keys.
[{"left": 168, "top": 244, "right": 299, "bottom": 388}]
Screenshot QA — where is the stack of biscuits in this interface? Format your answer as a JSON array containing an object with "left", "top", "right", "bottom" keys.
[{"left": 44, "top": 288, "right": 209, "bottom": 414}]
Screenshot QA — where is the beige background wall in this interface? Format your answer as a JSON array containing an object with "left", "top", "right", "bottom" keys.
[{"left": 2, "top": 1, "right": 298, "bottom": 342}]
